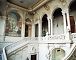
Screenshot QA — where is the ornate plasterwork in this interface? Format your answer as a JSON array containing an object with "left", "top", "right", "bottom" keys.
[
  {"left": 59, "top": 0, "right": 65, "bottom": 2},
  {"left": 43, "top": 4, "right": 50, "bottom": 11},
  {"left": 59, "top": 0, "right": 67, "bottom": 6}
]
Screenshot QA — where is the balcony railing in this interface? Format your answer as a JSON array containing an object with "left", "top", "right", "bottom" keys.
[
  {"left": 71, "top": 33, "right": 76, "bottom": 39},
  {"left": 0, "top": 34, "right": 70, "bottom": 44},
  {"left": 48, "top": 34, "right": 65, "bottom": 40},
  {"left": 2, "top": 34, "right": 72, "bottom": 60}
]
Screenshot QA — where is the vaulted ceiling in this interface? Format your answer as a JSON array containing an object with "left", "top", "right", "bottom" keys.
[{"left": 7, "top": 0, "right": 49, "bottom": 11}]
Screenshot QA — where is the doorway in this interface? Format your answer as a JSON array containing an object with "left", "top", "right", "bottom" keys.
[
  {"left": 25, "top": 25, "right": 28, "bottom": 37},
  {"left": 52, "top": 48, "right": 65, "bottom": 60},
  {"left": 35, "top": 24, "right": 38, "bottom": 37},
  {"left": 31, "top": 54, "right": 36, "bottom": 60},
  {"left": 69, "top": 16, "right": 75, "bottom": 33},
  {"left": 42, "top": 14, "right": 48, "bottom": 36}
]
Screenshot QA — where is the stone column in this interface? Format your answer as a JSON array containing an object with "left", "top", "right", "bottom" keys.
[
  {"left": 47, "top": 17, "right": 51, "bottom": 35},
  {"left": 62, "top": 11, "right": 67, "bottom": 34},
  {"left": 38, "top": 19, "right": 42, "bottom": 37},
  {"left": 1, "top": 16, "right": 6, "bottom": 36},
  {"left": 51, "top": 17, "right": 53, "bottom": 35},
  {"left": 0, "top": 16, "right": 6, "bottom": 41},
  {"left": 28, "top": 25, "right": 32, "bottom": 37},
  {"left": 66, "top": 9, "right": 71, "bottom": 31},
  {"left": 32, "top": 23, "right": 35, "bottom": 37},
  {"left": 21, "top": 13, "right": 25, "bottom": 38},
  {"left": 65, "top": 9, "right": 71, "bottom": 42}
]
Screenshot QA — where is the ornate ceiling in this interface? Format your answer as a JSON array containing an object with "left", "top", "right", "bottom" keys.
[{"left": 7, "top": 0, "right": 49, "bottom": 10}]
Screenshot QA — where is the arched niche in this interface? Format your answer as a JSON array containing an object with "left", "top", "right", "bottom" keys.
[
  {"left": 69, "top": 0, "right": 76, "bottom": 33},
  {"left": 5, "top": 11, "right": 22, "bottom": 37},
  {"left": 52, "top": 48, "right": 65, "bottom": 60},
  {"left": 53, "top": 8, "right": 63, "bottom": 35},
  {"left": 25, "top": 18, "right": 32, "bottom": 37},
  {"left": 42, "top": 14, "right": 48, "bottom": 36},
  {"left": 0, "top": 12, "right": 2, "bottom": 16}
]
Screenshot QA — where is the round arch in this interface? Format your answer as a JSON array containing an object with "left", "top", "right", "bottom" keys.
[
  {"left": 42, "top": 14, "right": 48, "bottom": 36},
  {"left": 51, "top": 7, "right": 62, "bottom": 19},
  {"left": 68, "top": 0, "right": 76, "bottom": 33},
  {"left": 52, "top": 8, "right": 63, "bottom": 35},
  {"left": 5, "top": 10, "right": 22, "bottom": 37},
  {"left": 52, "top": 48, "right": 65, "bottom": 60},
  {"left": 7, "top": 8, "right": 23, "bottom": 20},
  {"left": 68, "top": 0, "right": 75, "bottom": 10}
]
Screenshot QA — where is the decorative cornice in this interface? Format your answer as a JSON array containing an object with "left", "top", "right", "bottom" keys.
[{"left": 7, "top": 0, "right": 50, "bottom": 12}]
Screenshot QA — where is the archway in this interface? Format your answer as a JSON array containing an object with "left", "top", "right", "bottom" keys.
[
  {"left": 35, "top": 24, "right": 38, "bottom": 37},
  {"left": 5, "top": 11, "right": 22, "bottom": 37},
  {"left": 52, "top": 48, "right": 65, "bottom": 60},
  {"left": 25, "top": 24, "right": 28, "bottom": 37},
  {"left": 0, "top": 12, "right": 2, "bottom": 16},
  {"left": 53, "top": 8, "right": 63, "bottom": 35},
  {"left": 69, "top": 0, "right": 76, "bottom": 33},
  {"left": 25, "top": 18, "right": 32, "bottom": 37},
  {"left": 42, "top": 14, "right": 48, "bottom": 36}
]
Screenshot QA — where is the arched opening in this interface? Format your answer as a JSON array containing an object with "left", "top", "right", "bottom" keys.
[
  {"left": 42, "top": 14, "right": 48, "bottom": 36},
  {"left": 5, "top": 11, "right": 22, "bottom": 37},
  {"left": 53, "top": 8, "right": 63, "bottom": 35},
  {"left": 35, "top": 24, "right": 38, "bottom": 37},
  {"left": 69, "top": 0, "right": 76, "bottom": 33},
  {"left": 52, "top": 48, "right": 65, "bottom": 60},
  {"left": 25, "top": 18, "right": 32, "bottom": 37},
  {"left": 25, "top": 24, "right": 28, "bottom": 37},
  {"left": 0, "top": 12, "right": 2, "bottom": 16}
]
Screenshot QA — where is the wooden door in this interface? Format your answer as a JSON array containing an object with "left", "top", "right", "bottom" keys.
[
  {"left": 70, "top": 16, "right": 75, "bottom": 33},
  {"left": 31, "top": 55, "right": 36, "bottom": 60}
]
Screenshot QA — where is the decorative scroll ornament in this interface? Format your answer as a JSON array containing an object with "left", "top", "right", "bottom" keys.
[
  {"left": 59, "top": 0, "right": 66, "bottom": 5},
  {"left": 44, "top": 4, "right": 50, "bottom": 11},
  {"left": 60, "top": 0, "right": 65, "bottom": 2}
]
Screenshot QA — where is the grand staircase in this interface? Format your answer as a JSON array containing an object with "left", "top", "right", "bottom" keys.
[
  {"left": 2, "top": 36, "right": 76, "bottom": 60},
  {"left": 2, "top": 37, "right": 38, "bottom": 60}
]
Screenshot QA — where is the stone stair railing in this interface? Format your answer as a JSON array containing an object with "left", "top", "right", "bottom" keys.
[
  {"left": 2, "top": 37, "right": 38, "bottom": 60},
  {"left": 2, "top": 47, "right": 7, "bottom": 60},
  {"left": 62, "top": 43, "right": 76, "bottom": 60}
]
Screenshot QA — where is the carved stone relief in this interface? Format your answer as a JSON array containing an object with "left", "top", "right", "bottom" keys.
[{"left": 44, "top": 4, "right": 50, "bottom": 11}]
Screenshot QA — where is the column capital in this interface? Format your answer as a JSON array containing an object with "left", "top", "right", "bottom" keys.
[
  {"left": 65, "top": 9, "right": 69, "bottom": 13},
  {"left": 61, "top": 10, "right": 66, "bottom": 14},
  {"left": 48, "top": 18, "right": 51, "bottom": 21}
]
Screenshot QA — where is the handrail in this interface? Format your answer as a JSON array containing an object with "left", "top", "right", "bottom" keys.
[
  {"left": 2, "top": 37, "right": 38, "bottom": 60},
  {"left": 2, "top": 38, "right": 28, "bottom": 60},
  {"left": 2, "top": 40, "right": 29, "bottom": 60},
  {"left": 3, "top": 47, "right": 7, "bottom": 60},
  {"left": 6, "top": 41, "right": 29, "bottom": 54},
  {"left": 62, "top": 43, "right": 76, "bottom": 60}
]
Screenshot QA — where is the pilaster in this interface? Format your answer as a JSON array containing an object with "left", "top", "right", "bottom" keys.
[
  {"left": 62, "top": 10, "right": 67, "bottom": 34},
  {"left": 47, "top": 16, "right": 51, "bottom": 35},
  {"left": 66, "top": 9, "right": 71, "bottom": 31},
  {"left": 38, "top": 19, "right": 42, "bottom": 37},
  {"left": 21, "top": 12, "right": 25, "bottom": 38},
  {"left": 32, "top": 23, "right": 35, "bottom": 37}
]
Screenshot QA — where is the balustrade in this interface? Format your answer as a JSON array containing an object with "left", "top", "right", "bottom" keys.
[
  {"left": 71, "top": 33, "right": 76, "bottom": 39},
  {"left": 48, "top": 34, "right": 65, "bottom": 40}
]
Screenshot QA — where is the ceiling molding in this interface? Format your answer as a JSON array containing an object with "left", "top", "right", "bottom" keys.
[{"left": 7, "top": 0, "right": 50, "bottom": 12}]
